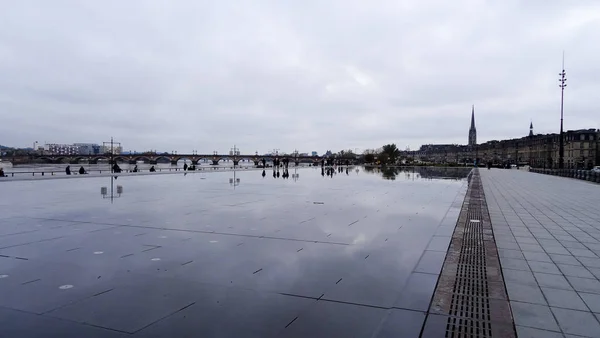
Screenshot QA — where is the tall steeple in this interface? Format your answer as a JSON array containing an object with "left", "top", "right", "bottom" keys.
[
  {"left": 529, "top": 121, "right": 534, "bottom": 137},
  {"left": 468, "top": 105, "right": 477, "bottom": 146}
]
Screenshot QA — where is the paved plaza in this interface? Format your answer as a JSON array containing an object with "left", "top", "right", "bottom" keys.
[
  {"left": 0, "top": 167, "right": 468, "bottom": 337},
  {"left": 3, "top": 166, "right": 598, "bottom": 337},
  {"left": 482, "top": 169, "right": 600, "bottom": 338}
]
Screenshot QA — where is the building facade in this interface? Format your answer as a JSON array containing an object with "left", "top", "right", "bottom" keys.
[
  {"left": 44, "top": 144, "right": 79, "bottom": 155},
  {"left": 404, "top": 107, "right": 599, "bottom": 169},
  {"left": 475, "top": 128, "right": 599, "bottom": 169},
  {"left": 73, "top": 143, "right": 101, "bottom": 155},
  {"left": 100, "top": 145, "right": 123, "bottom": 155}
]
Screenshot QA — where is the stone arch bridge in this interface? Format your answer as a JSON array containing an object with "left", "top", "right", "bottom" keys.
[{"left": 2, "top": 154, "right": 354, "bottom": 166}]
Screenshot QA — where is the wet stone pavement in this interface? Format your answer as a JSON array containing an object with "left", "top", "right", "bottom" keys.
[
  {"left": 0, "top": 166, "right": 470, "bottom": 337},
  {"left": 482, "top": 169, "right": 600, "bottom": 338}
]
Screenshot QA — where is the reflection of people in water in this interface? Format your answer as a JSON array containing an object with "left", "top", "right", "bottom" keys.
[
  {"left": 262, "top": 170, "right": 266, "bottom": 178},
  {"left": 65, "top": 165, "right": 71, "bottom": 175},
  {"left": 79, "top": 166, "right": 87, "bottom": 174},
  {"left": 149, "top": 166, "right": 156, "bottom": 172}
]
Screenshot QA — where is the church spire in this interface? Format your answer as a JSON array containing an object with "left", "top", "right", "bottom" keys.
[
  {"left": 529, "top": 121, "right": 534, "bottom": 137},
  {"left": 468, "top": 105, "right": 477, "bottom": 146}
]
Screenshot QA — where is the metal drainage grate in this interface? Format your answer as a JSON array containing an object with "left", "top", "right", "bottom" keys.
[{"left": 427, "top": 170, "right": 514, "bottom": 338}]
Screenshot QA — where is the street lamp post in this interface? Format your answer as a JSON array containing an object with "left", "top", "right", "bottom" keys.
[
  {"left": 230, "top": 145, "right": 239, "bottom": 167},
  {"left": 293, "top": 149, "right": 299, "bottom": 166},
  {"left": 559, "top": 53, "right": 567, "bottom": 169},
  {"left": 102, "top": 137, "right": 121, "bottom": 173}
]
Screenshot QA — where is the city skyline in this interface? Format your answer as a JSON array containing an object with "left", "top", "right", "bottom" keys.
[{"left": 1, "top": 1, "right": 599, "bottom": 152}]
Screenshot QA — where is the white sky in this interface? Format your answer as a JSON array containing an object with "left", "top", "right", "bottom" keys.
[{"left": 1, "top": 0, "right": 599, "bottom": 154}]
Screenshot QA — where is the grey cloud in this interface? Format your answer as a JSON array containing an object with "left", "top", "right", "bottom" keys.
[{"left": 1, "top": 0, "right": 599, "bottom": 154}]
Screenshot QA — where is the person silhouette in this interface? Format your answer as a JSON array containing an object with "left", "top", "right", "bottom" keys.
[
  {"left": 79, "top": 166, "right": 86, "bottom": 174},
  {"left": 65, "top": 165, "right": 71, "bottom": 175},
  {"left": 272, "top": 170, "right": 276, "bottom": 178},
  {"left": 149, "top": 166, "right": 156, "bottom": 172},
  {"left": 321, "top": 168, "right": 325, "bottom": 176},
  {"left": 184, "top": 163, "right": 188, "bottom": 171},
  {"left": 0, "top": 168, "right": 6, "bottom": 177},
  {"left": 133, "top": 165, "right": 138, "bottom": 173},
  {"left": 262, "top": 170, "right": 266, "bottom": 178}
]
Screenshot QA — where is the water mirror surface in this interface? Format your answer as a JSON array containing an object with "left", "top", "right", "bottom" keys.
[{"left": 0, "top": 166, "right": 470, "bottom": 337}]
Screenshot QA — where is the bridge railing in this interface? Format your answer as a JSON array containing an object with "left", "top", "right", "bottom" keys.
[{"left": 529, "top": 168, "right": 600, "bottom": 183}]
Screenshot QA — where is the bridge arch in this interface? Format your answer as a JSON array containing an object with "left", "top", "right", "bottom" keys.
[
  {"left": 37, "top": 157, "right": 54, "bottom": 163},
  {"left": 174, "top": 157, "right": 193, "bottom": 163},
  {"left": 54, "top": 156, "right": 73, "bottom": 164},
  {"left": 133, "top": 156, "right": 152, "bottom": 163},
  {"left": 154, "top": 156, "right": 171, "bottom": 163},
  {"left": 90, "top": 156, "right": 110, "bottom": 164},
  {"left": 73, "top": 156, "right": 91, "bottom": 163},
  {"left": 113, "top": 156, "right": 128, "bottom": 163}
]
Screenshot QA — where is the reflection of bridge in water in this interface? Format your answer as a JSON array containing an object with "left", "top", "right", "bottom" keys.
[
  {"left": 364, "top": 166, "right": 472, "bottom": 180},
  {"left": 3, "top": 154, "right": 354, "bottom": 166}
]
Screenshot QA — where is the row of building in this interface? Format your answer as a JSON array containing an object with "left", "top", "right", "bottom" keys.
[
  {"left": 40, "top": 143, "right": 123, "bottom": 156},
  {"left": 405, "top": 107, "right": 599, "bottom": 169}
]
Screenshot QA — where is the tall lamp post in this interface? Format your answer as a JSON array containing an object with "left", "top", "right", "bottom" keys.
[
  {"left": 230, "top": 145, "right": 239, "bottom": 167},
  {"left": 559, "top": 53, "right": 567, "bottom": 169},
  {"left": 102, "top": 137, "right": 121, "bottom": 173}
]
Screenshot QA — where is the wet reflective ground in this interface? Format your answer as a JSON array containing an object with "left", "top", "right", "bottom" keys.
[{"left": 0, "top": 166, "right": 469, "bottom": 337}]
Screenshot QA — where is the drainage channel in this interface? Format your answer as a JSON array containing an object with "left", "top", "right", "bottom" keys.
[{"left": 422, "top": 169, "right": 515, "bottom": 338}]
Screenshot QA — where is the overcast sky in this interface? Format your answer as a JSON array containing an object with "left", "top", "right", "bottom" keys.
[{"left": 1, "top": 1, "right": 599, "bottom": 154}]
